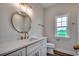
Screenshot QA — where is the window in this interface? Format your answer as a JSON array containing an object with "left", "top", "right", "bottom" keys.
[{"left": 56, "top": 16, "right": 68, "bottom": 37}]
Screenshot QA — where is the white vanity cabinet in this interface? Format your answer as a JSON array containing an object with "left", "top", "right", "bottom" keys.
[{"left": 0, "top": 38, "right": 47, "bottom": 56}]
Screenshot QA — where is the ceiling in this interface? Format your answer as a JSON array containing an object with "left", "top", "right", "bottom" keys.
[{"left": 40, "top": 3, "right": 56, "bottom": 8}]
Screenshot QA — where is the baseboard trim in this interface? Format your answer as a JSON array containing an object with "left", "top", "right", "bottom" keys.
[
  {"left": 55, "top": 48, "right": 76, "bottom": 55},
  {"left": 47, "top": 53, "right": 54, "bottom": 56},
  {"left": 47, "top": 53, "right": 59, "bottom": 56}
]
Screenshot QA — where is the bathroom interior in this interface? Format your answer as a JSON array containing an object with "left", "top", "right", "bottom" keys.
[{"left": 0, "top": 3, "right": 79, "bottom": 56}]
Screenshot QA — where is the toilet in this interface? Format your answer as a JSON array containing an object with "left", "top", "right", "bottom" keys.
[{"left": 47, "top": 43, "right": 55, "bottom": 54}]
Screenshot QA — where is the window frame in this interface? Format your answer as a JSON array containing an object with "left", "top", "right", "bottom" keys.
[{"left": 55, "top": 14, "right": 70, "bottom": 38}]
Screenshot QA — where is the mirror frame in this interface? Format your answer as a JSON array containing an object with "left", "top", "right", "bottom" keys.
[{"left": 11, "top": 11, "right": 32, "bottom": 34}]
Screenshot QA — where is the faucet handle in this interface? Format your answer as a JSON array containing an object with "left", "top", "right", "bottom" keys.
[{"left": 20, "top": 36, "right": 24, "bottom": 40}]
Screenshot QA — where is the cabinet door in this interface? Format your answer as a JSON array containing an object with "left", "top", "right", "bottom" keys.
[
  {"left": 27, "top": 48, "right": 40, "bottom": 56},
  {"left": 7, "top": 48, "right": 26, "bottom": 56},
  {"left": 40, "top": 47, "right": 47, "bottom": 56}
]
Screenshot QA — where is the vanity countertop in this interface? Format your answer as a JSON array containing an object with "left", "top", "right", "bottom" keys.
[{"left": 0, "top": 37, "right": 47, "bottom": 56}]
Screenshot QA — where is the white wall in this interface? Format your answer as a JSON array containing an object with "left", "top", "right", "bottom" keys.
[
  {"left": 0, "top": 3, "right": 44, "bottom": 43},
  {"left": 29, "top": 3, "right": 44, "bottom": 37},
  {"left": 44, "top": 4, "right": 79, "bottom": 55}
]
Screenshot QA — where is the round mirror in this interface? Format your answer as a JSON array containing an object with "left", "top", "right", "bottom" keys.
[{"left": 11, "top": 11, "right": 32, "bottom": 33}]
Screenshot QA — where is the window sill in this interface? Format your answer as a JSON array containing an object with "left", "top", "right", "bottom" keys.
[{"left": 55, "top": 36, "right": 71, "bottom": 39}]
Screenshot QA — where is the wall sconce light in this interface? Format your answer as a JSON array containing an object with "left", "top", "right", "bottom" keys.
[
  {"left": 20, "top": 3, "right": 32, "bottom": 17},
  {"left": 14, "top": 3, "right": 32, "bottom": 17}
]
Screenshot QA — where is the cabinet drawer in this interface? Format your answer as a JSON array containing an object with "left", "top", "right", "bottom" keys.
[
  {"left": 40, "top": 39, "right": 47, "bottom": 47},
  {"left": 7, "top": 48, "right": 26, "bottom": 56},
  {"left": 41, "top": 39, "right": 47, "bottom": 45}
]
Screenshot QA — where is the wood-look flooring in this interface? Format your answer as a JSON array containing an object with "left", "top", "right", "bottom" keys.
[{"left": 47, "top": 50, "right": 73, "bottom": 56}]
